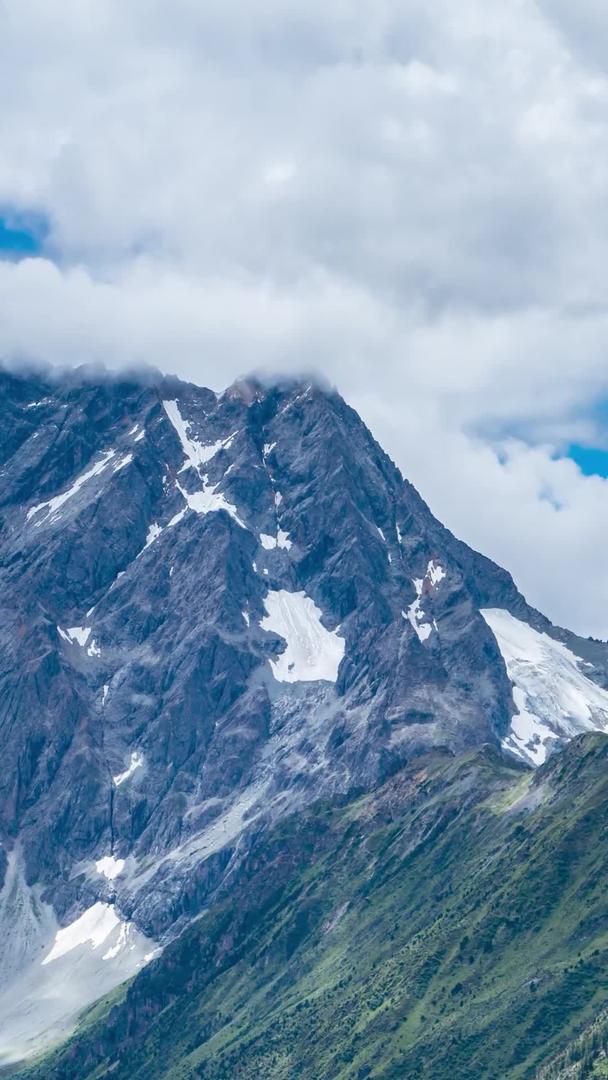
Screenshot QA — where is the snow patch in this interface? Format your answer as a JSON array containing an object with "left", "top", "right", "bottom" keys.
[
  {"left": 406, "top": 579, "right": 432, "bottom": 643},
  {"left": 43, "top": 903, "right": 120, "bottom": 965},
  {"left": 59, "top": 625, "right": 100, "bottom": 656},
  {"left": 129, "top": 424, "right": 145, "bottom": 443},
  {"left": 405, "top": 601, "right": 433, "bottom": 643},
  {"left": 143, "top": 946, "right": 162, "bottom": 963},
  {"left": 260, "top": 529, "right": 292, "bottom": 551},
  {"left": 27, "top": 450, "right": 117, "bottom": 525},
  {"left": 481, "top": 608, "right": 608, "bottom": 766},
  {"left": 167, "top": 508, "right": 187, "bottom": 529},
  {"left": 145, "top": 522, "right": 162, "bottom": 548},
  {"left": 64, "top": 626, "right": 91, "bottom": 647},
  {"left": 113, "top": 751, "right": 144, "bottom": 787},
  {"left": 242, "top": 610, "right": 250, "bottom": 626},
  {"left": 101, "top": 922, "right": 130, "bottom": 961},
  {"left": 376, "top": 526, "right": 391, "bottom": 563},
  {"left": 427, "top": 560, "right": 446, "bottom": 586},
  {"left": 95, "top": 856, "right": 125, "bottom": 882},
  {"left": 163, "top": 400, "right": 235, "bottom": 471},
  {"left": 260, "top": 589, "right": 345, "bottom": 683},
  {"left": 164, "top": 401, "right": 243, "bottom": 524},
  {"left": 0, "top": 853, "right": 155, "bottom": 1066},
  {"left": 405, "top": 560, "right": 446, "bottom": 643},
  {"left": 112, "top": 452, "right": 133, "bottom": 473},
  {"left": 176, "top": 479, "right": 244, "bottom": 526}
]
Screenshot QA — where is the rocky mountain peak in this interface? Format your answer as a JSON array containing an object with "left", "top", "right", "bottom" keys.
[{"left": 1, "top": 366, "right": 608, "bottom": 1065}]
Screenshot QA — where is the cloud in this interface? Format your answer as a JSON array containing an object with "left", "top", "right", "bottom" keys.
[
  {"left": 538, "top": 0, "right": 608, "bottom": 72},
  {"left": 1, "top": 1, "right": 608, "bottom": 635}
]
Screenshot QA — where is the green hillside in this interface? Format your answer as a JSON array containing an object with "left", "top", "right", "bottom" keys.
[{"left": 22, "top": 733, "right": 608, "bottom": 1080}]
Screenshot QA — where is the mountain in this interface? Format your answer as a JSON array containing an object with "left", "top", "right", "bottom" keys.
[
  {"left": 20, "top": 733, "right": 608, "bottom": 1080},
  {"left": 1, "top": 365, "right": 608, "bottom": 1073}
]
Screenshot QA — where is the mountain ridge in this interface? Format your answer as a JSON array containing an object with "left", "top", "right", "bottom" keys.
[{"left": 1, "top": 366, "right": 608, "bottom": 1067}]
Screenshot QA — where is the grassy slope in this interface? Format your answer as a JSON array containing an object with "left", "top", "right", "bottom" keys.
[{"left": 22, "top": 733, "right": 608, "bottom": 1080}]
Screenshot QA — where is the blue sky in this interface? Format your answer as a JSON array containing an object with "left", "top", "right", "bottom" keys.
[
  {"left": 0, "top": 216, "right": 43, "bottom": 259},
  {"left": 567, "top": 445, "right": 608, "bottom": 479},
  {"left": 1, "top": 0, "right": 608, "bottom": 635}
]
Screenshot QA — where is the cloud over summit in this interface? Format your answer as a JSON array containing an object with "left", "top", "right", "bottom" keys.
[{"left": 2, "top": 0, "right": 608, "bottom": 635}]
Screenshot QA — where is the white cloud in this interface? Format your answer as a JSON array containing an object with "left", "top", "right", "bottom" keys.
[{"left": 1, "top": 1, "right": 608, "bottom": 636}]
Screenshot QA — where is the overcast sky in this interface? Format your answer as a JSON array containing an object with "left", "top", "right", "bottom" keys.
[{"left": 1, "top": 1, "right": 608, "bottom": 636}]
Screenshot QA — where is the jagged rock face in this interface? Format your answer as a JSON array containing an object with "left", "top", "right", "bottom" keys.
[{"left": 1, "top": 366, "right": 608, "bottom": 1062}]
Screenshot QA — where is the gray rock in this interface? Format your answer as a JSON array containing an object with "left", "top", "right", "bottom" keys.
[{"left": 0, "top": 364, "right": 605, "bottom": 950}]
